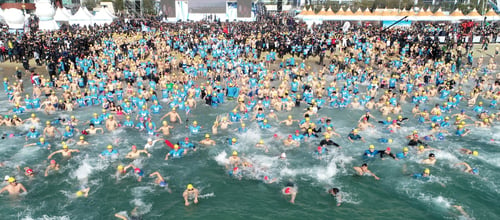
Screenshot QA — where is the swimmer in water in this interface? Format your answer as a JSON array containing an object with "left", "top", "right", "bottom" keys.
[
  {"left": 227, "top": 151, "right": 241, "bottom": 168},
  {"left": 75, "top": 136, "right": 89, "bottom": 146},
  {"left": 149, "top": 171, "right": 172, "bottom": 193},
  {"left": 75, "top": 187, "right": 90, "bottom": 198},
  {"left": 347, "top": 129, "right": 366, "bottom": 143},
  {"left": 160, "top": 108, "right": 182, "bottom": 124},
  {"left": 459, "top": 148, "right": 479, "bottom": 156},
  {"left": 353, "top": 163, "right": 380, "bottom": 180},
  {"left": 125, "top": 145, "right": 151, "bottom": 159},
  {"left": 183, "top": 184, "right": 199, "bottom": 206},
  {"left": 44, "top": 160, "right": 60, "bottom": 176},
  {"left": 255, "top": 139, "right": 269, "bottom": 153},
  {"left": 421, "top": 153, "right": 437, "bottom": 165},
  {"left": 165, "top": 144, "right": 186, "bottom": 160},
  {"left": 0, "top": 177, "right": 27, "bottom": 196},
  {"left": 199, "top": 134, "right": 216, "bottom": 146},
  {"left": 123, "top": 164, "right": 144, "bottom": 182},
  {"left": 454, "top": 162, "right": 479, "bottom": 175},
  {"left": 114, "top": 207, "right": 142, "bottom": 220},
  {"left": 47, "top": 143, "right": 80, "bottom": 159},
  {"left": 328, "top": 188, "right": 342, "bottom": 206},
  {"left": 282, "top": 182, "right": 297, "bottom": 204},
  {"left": 100, "top": 145, "right": 119, "bottom": 159}
]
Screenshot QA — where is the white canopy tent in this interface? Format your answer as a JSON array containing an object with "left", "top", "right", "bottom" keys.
[
  {"left": 54, "top": 7, "right": 70, "bottom": 23},
  {"left": 93, "top": 8, "right": 115, "bottom": 25},
  {"left": 3, "top": 8, "right": 25, "bottom": 29},
  {"left": 69, "top": 7, "right": 93, "bottom": 26},
  {"left": 0, "top": 8, "right": 4, "bottom": 22}
]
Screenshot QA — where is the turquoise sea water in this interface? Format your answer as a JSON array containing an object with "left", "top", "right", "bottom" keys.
[{"left": 0, "top": 76, "right": 499, "bottom": 220}]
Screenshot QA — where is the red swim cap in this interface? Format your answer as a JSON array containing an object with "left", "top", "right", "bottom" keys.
[
  {"left": 386, "top": 147, "right": 391, "bottom": 151},
  {"left": 295, "top": 130, "right": 299, "bottom": 133},
  {"left": 317, "top": 146, "right": 322, "bottom": 151},
  {"left": 285, "top": 187, "right": 291, "bottom": 194},
  {"left": 288, "top": 135, "right": 292, "bottom": 138},
  {"left": 185, "top": 137, "right": 189, "bottom": 141},
  {"left": 233, "top": 167, "right": 238, "bottom": 171},
  {"left": 264, "top": 176, "right": 269, "bottom": 180},
  {"left": 134, "top": 168, "right": 141, "bottom": 173},
  {"left": 26, "top": 169, "right": 33, "bottom": 174},
  {"left": 50, "top": 160, "right": 56, "bottom": 164},
  {"left": 131, "top": 145, "right": 137, "bottom": 149}
]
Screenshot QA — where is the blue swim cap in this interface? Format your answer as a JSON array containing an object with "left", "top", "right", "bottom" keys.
[
  {"left": 424, "top": 136, "right": 432, "bottom": 141},
  {"left": 472, "top": 168, "right": 479, "bottom": 175},
  {"left": 378, "top": 138, "right": 388, "bottom": 143},
  {"left": 160, "top": 181, "right": 167, "bottom": 187}
]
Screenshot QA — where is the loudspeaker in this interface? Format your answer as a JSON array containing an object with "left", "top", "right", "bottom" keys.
[{"left": 277, "top": 0, "right": 282, "bottom": 12}]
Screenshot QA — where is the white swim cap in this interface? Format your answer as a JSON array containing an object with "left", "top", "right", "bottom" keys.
[
  {"left": 4, "top": 175, "right": 10, "bottom": 181},
  {"left": 280, "top": 153, "right": 287, "bottom": 158},
  {"left": 147, "top": 138, "right": 152, "bottom": 142}
]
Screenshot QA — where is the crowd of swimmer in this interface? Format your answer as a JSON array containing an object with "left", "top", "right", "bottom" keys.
[{"left": 0, "top": 16, "right": 499, "bottom": 217}]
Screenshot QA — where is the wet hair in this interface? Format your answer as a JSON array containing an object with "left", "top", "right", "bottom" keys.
[
  {"left": 361, "top": 163, "right": 368, "bottom": 167},
  {"left": 258, "top": 108, "right": 263, "bottom": 111},
  {"left": 89, "top": 123, "right": 95, "bottom": 127},
  {"left": 429, "top": 153, "right": 435, "bottom": 157},
  {"left": 330, "top": 188, "right": 340, "bottom": 195}
]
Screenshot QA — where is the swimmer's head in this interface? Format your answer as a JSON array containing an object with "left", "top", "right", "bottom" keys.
[
  {"left": 259, "top": 139, "right": 264, "bottom": 144},
  {"left": 117, "top": 165, "right": 124, "bottom": 171},
  {"left": 325, "top": 134, "right": 331, "bottom": 139},
  {"left": 162, "top": 121, "right": 167, "bottom": 125},
  {"left": 31, "top": 113, "right": 36, "bottom": 118},
  {"left": 134, "top": 168, "right": 141, "bottom": 173},
  {"left": 288, "top": 135, "right": 292, "bottom": 139},
  {"left": 424, "top": 168, "right": 430, "bottom": 174},
  {"left": 79, "top": 136, "right": 84, "bottom": 140},
  {"left": 205, "top": 134, "right": 210, "bottom": 138},
  {"left": 398, "top": 115, "right": 402, "bottom": 119},
  {"left": 388, "top": 139, "right": 393, "bottom": 143},
  {"left": 126, "top": 115, "right": 131, "bottom": 119},
  {"left": 413, "top": 130, "right": 418, "bottom": 134},
  {"left": 241, "top": 123, "right": 246, "bottom": 127},
  {"left": 472, "top": 151, "right": 478, "bottom": 156},
  {"left": 8, "top": 177, "right": 16, "bottom": 183},
  {"left": 280, "top": 152, "right": 287, "bottom": 158},
  {"left": 387, "top": 117, "right": 391, "bottom": 121},
  {"left": 232, "top": 138, "right": 237, "bottom": 142},
  {"left": 187, "top": 184, "right": 194, "bottom": 190},
  {"left": 472, "top": 168, "right": 479, "bottom": 174},
  {"left": 131, "top": 145, "right": 137, "bottom": 150},
  {"left": 62, "top": 144, "right": 68, "bottom": 149},
  {"left": 403, "top": 147, "right": 409, "bottom": 152},
  {"left": 76, "top": 191, "right": 83, "bottom": 197},
  {"left": 353, "top": 129, "right": 359, "bottom": 133},
  {"left": 369, "top": 145, "right": 375, "bottom": 149},
  {"left": 174, "top": 144, "right": 179, "bottom": 149},
  {"left": 288, "top": 115, "right": 292, "bottom": 119},
  {"left": 419, "top": 145, "right": 424, "bottom": 150},
  {"left": 232, "top": 151, "right": 238, "bottom": 156},
  {"left": 46, "top": 121, "right": 51, "bottom": 125},
  {"left": 107, "top": 145, "right": 113, "bottom": 149},
  {"left": 386, "top": 147, "right": 391, "bottom": 152},
  {"left": 50, "top": 160, "right": 56, "bottom": 164}
]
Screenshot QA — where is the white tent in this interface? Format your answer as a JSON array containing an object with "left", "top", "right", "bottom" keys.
[
  {"left": 0, "top": 8, "right": 4, "bottom": 22},
  {"left": 63, "top": 8, "right": 72, "bottom": 17},
  {"left": 69, "top": 7, "right": 93, "bottom": 26},
  {"left": 36, "top": 0, "right": 59, "bottom": 30},
  {"left": 93, "top": 8, "right": 115, "bottom": 25},
  {"left": 4, "top": 8, "right": 25, "bottom": 29},
  {"left": 54, "top": 7, "right": 70, "bottom": 23}
]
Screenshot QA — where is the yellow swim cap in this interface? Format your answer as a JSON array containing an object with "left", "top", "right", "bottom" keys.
[
  {"left": 193, "top": 121, "right": 198, "bottom": 124},
  {"left": 424, "top": 168, "right": 430, "bottom": 174},
  {"left": 232, "top": 151, "right": 238, "bottom": 156},
  {"left": 263, "top": 119, "right": 268, "bottom": 123},
  {"left": 40, "top": 137, "right": 45, "bottom": 141},
  {"left": 187, "top": 184, "right": 193, "bottom": 189},
  {"left": 232, "top": 138, "right": 237, "bottom": 142},
  {"left": 46, "top": 121, "right": 51, "bottom": 125},
  {"left": 387, "top": 117, "right": 391, "bottom": 121},
  {"left": 259, "top": 139, "right": 264, "bottom": 144},
  {"left": 117, "top": 165, "right": 124, "bottom": 170},
  {"left": 369, "top": 145, "right": 375, "bottom": 149},
  {"left": 8, "top": 177, "right": 16, "bottom": 183},
  {"left": 419, "top": 145, "right": 424, "bottom": 150},
  {"left": 107, "top": 145, "right": 113, "bottom": 149},
  {"left": 31, "top": 113, "right": 35, "bottom": 117},
  {"left": 353, "top": 129, "right": 359, "bottom": 133},
  {"left": 241, "top": 123, "right": 246, "bottom": 127},
  {"left": 413, "top": 130, "right": 418, "bottom": 134},
  {"left": 288, "top": 115, "right": 292, "bottom": 119},
  {"left": 76, "top": 191, "right": 83, "bottom": 197},
  {"left": 205, "top": 134, "right": 210, "bottom": 138},
  {"left": 325, "top": 134, "right": 331, "bottom": 139},
  {"left": 174, "top": 144, "right": 179, "bottom": 149},
  {"left": 403, "top": 147, "right": 409, "bottom": 152},
  {"left": 80, "top": 136, "right": 84, "bottom": 140},
  {"left": 388, "top": 139, "right": 393, "bottom": 143},
  {"left": 163, "top": 121, "right": 167, "bottom": 125},
  {"left": 62, "top": 144, "right": 68, "bottom": 149},
  {"left": 472, "top": 151, "right": 478, "bottom": 156}
]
